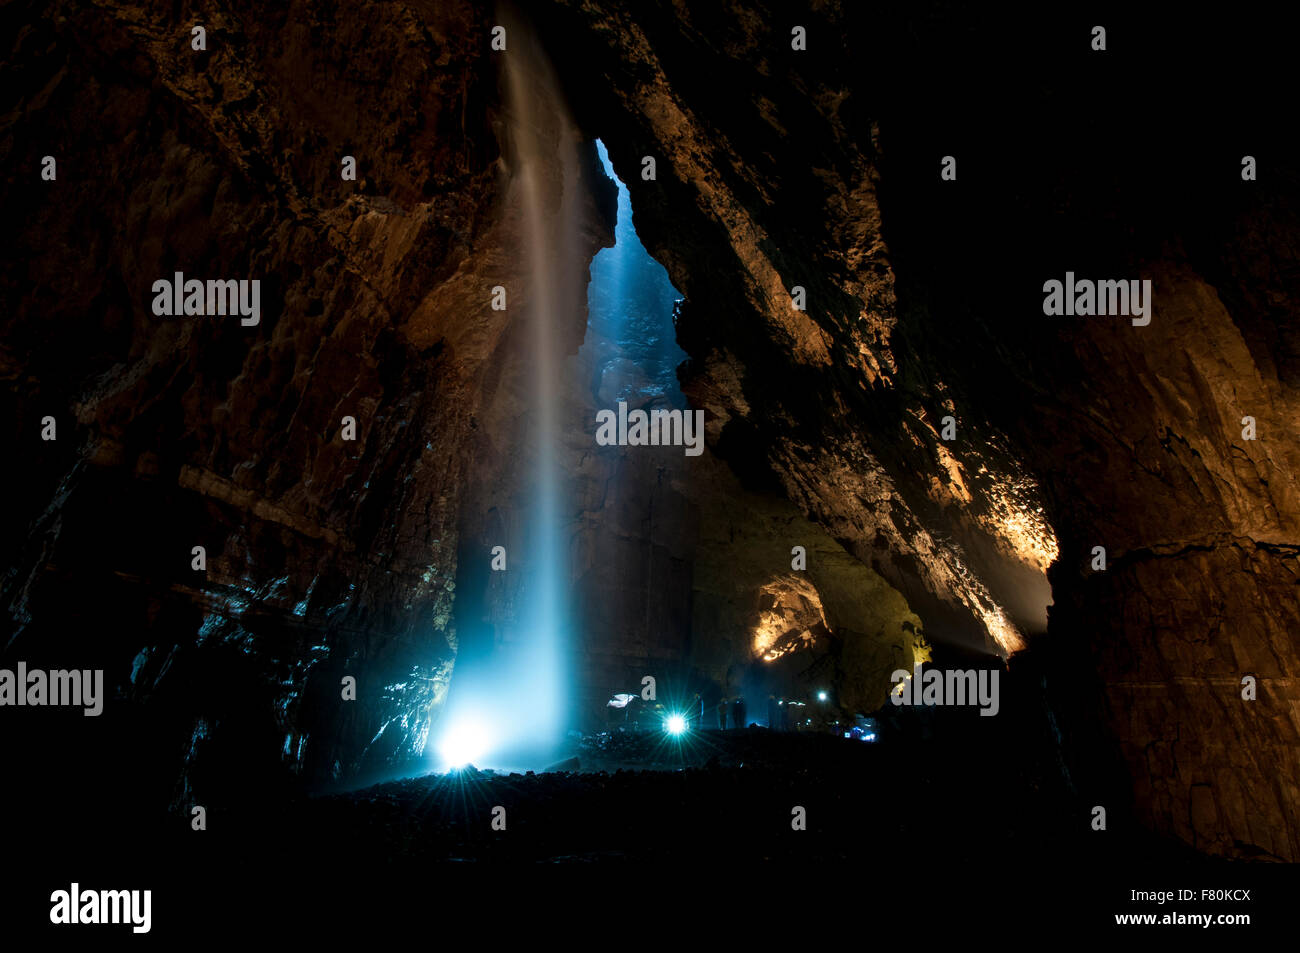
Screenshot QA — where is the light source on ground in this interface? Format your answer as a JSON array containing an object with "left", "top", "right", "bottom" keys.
[
  {"left": 664, "top": 713, "right": 687, "bottom": 736},
  {"left": 437, "top": 719, "right": 490, "bottom": 769}
]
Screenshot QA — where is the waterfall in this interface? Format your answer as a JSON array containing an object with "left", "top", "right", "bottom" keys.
[
  {"left": 503, "top": 26, "right": 578, "bottom": 754},
  {"left": 432, "top": 16, "right": 579, "bottom": 770}
]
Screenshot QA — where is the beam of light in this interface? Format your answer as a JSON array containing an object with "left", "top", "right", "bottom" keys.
[{"left": 664, "top": 713, "right": 688, "bottom": 736}]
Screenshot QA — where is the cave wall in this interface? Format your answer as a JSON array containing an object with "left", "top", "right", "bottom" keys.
[
  {"left": 557, "top": 188, "right": 929, "bottom": 726},
  {"left": 0, "top": 0, "right": 620, "bottom": 799},
  {"left": 531, "top": 0, "right": 1300, "bottom": 859},
  {"left": 533, "top": 0, "right": 1056, "bottom": 660},
  {"left": 689, "top": 456, "right": 930, "bottom": 716},
  {"left": 4, "top": 0, "right": 1296, "bottom": 862},
  {"left": 2, "top": 0, "right": 925, "bottom": 810}
]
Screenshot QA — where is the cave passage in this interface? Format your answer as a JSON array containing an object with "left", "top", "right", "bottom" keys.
[{"left": 585, "top": 139, "right": 688, "bottom": 407}]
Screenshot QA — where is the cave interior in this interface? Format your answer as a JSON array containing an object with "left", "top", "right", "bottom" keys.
[{"left": 2, "top": 0, "right": 1298, "bottom": 928}]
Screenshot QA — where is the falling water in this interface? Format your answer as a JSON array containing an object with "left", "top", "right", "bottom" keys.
[
  {"left": 432, "top": 19, "right": 580, "bottom": 771},
  {"left": 505, "top": 30, "right": 577, "bottom": 758}
]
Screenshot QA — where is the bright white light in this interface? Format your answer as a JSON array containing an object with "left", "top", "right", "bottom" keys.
[
  {"left": 438, "top": 721, "right": 490, "bottom": 768},
  {"left": 818, "top": 691, "right": 828, "bottom": 701},
  {"left": 664, "top": 714, "right": 687, "bottom": 736}
]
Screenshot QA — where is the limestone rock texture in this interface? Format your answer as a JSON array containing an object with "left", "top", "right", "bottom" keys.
[
  {"left": 532, "top": 0, "right": 1300, "bottom": 859},
  {"left": 0, "top": 0, "right": 595, "bottom": 795},
  {"left": 2, "top": 0, "right": 1297, "bottom": 864},
  {"left": 0, "top": 0, "right": 922, "bottom": 810}
]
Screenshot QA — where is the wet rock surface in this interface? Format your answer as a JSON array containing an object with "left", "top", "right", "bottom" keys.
[
  {"left": 2, "top": 0, "right": 1297, "bottom": 870},
  {"left": 2, "top": 0, "right": 528, "bottom": 800}
]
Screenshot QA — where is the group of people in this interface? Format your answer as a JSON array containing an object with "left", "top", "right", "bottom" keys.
[
  {"left": 711, "top": 695, "right": 747, "bottom": 730},
  {"left": 715, "top": 693, "right": 808, "bottom": 731},
  {"left": 707, "top": 694, "right": 801, "bottom": 730}
]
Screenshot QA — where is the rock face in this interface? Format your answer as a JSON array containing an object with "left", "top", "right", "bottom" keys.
[
  {"left": 531, "top": 0, "right": 1300, "bottom": 859},
  {"left": 1, "top": 0, "right": 923, "bottom": 808},
  {"left": 534, "top": 1, "right": 1057, "bottom": 660},
  {"left": 556, "top": 142, "right": 929, "bottom": 727},
  {"left": 1, "top": 0, "right": 597, "bottom": 796},
  {"left": 3, "top": 0, "right": 1296, "bottom": 863}
]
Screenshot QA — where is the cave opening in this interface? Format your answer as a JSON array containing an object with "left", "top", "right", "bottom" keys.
[
  {"left": 569, "top": 138, "right": 706, "bottom": 735},
  {"left": 584, "top": 139, "right": 689, "bottom": 409}
]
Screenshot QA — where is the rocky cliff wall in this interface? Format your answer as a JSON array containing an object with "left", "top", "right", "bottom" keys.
[
  {"left": 531, "top": 0, "right": 1300, "bottom": 859},
  {"left": 4, "top": 0, "right": 1295, "bottom": 861}
]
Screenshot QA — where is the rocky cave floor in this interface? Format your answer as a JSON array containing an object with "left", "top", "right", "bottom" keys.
[
  {"left": 259, "top": 725, "right": 1202, "bottom": 867},
  {"left": 15, "top": 712, "right": 1277, "bottom": 936}
]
